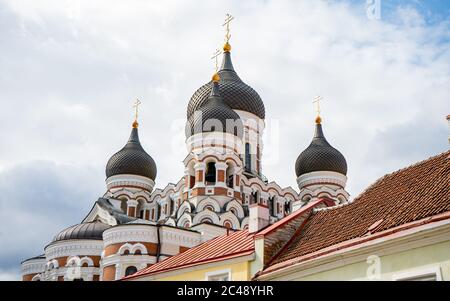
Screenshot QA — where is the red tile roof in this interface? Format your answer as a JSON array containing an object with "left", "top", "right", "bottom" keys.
[
  {"left": 124, "top": 229, "right": 254, "bottom": 280},
  {"left": 263, "top": 150, "right": 450, "bottom": 273}
]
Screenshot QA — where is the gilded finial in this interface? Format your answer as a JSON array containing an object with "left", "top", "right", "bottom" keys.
[
  {"left": 313, "top": 95, "right": 323, "bottom": 124},
  {"left": 211, "top": 49, "right": 222, "bottom": 82},
  {"left": 132, "top": 99, "right": 142, "bottom": 128},
  {"left": 222, "top": 13, "right": 234, "bottom": 52}
]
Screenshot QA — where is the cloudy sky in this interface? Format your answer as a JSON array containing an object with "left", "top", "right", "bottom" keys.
[{"left": 0, "top": 0, "right": 449, "bottom": 280}]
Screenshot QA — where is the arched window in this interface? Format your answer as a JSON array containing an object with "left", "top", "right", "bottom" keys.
[
  {"left": 125, "top": 266, "right": 138, "bottom": 277},
  {"left": 251, "top": 191, "right": 258, "bottom": 204},
  {"left": 201, "top": 218, "right": 213, "bottom": 224},
  {"left": 268, "top": 196, "right": 274, "bottom": 216},
  {"left": 284, "top": 201, "right": 291, "bottom": 215},
  {"left": 170, "top": 198, "right": 175, "bottom": 215},
  {"left": 224, "top": 221, "right": 232, "bottom": 229},
  {"left": 204, "top": 205, "right": 214, "bottom": 211},
  {"left": 134, "top": 249, "right": 142, "bottom": 255},
  {"left": 118, "top": 196, "right": 128, "bottom": 213},
  {"left": 226, "top": 163, "right": 235, "bottom": 188},
  {"left": 205, "top": 162, "right": 216, "bottom": 184},
  {"left": 123, "top": 249, "right": 130, "bottom": 255},
  {"left": 245, "top": 143, "right": 252, "bottom": 172}
]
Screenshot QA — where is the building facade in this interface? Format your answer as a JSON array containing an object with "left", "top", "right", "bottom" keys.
[{"left": 21, "top": 31, "right": 350, "bottom": 281}]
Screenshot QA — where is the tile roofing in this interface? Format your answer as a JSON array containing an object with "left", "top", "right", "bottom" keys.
[
  {"left": 124, "top": 229, "right": 254, "bottom": 280},
  {"left": 269, "top": 150, "right": 450, "bottom": 268}
]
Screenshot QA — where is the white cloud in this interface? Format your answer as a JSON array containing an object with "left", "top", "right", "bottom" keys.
[{"left": 0, "top": 0, "right": 448, "bottom": 273}]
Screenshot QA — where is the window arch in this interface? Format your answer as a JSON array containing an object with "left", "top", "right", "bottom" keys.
[
  {"left": 225, "top": 162, "right": 235, "bottom": 188},
  {"left": 125, "top": 266, "right": 138, "bottom": 277},
  {"left": 223, "top": 220, "right": 232, "bottom": 229},
  {"left": 201, "top": 218, "right": 213, "bottom": 224}
]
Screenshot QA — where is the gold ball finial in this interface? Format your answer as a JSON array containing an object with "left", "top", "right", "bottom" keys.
[
  {"left": 132, "top": 120, "right": 139, "bottom": 128},
  {"left": 315, "top": 116, "right": 322, "bottom": 124},
  {"left": 212, "top": 72, "right": 220, "bottom": 82},
  {"left": 223, "top": 42, "right": 231, "bottom": 52}
]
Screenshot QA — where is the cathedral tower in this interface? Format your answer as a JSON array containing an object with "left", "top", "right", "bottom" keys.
[
  {"left": 293, "top": 108, "right": 349, "bottom": 210},
  {"left": 105, "top": 104, "right": 157, "bottom": 219}
]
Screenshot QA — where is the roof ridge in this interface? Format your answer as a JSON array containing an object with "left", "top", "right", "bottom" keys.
[{"left": 349, "top": 150, "right": 449, "bottom": 205}]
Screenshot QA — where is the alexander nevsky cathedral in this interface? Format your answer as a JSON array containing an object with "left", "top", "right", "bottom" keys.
[{"left": 21, "top": 17, "right": 350, "bottom": 281}]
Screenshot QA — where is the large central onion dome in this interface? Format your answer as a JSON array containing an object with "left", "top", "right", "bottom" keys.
[
  {"left": 106, "top": 123, "right": 157, "bottom": 180},
  {"left": 52, "top": 221, "right": 110, "bottom": 243},
  {"left": 187, "top": 46, "right": 265, "bottom": 120},
  {"left": 295, "top": 119, "right": 347, "bottom": 177},
  {"left": 186, "top": 74, "right": 243, "bottom": 138}
]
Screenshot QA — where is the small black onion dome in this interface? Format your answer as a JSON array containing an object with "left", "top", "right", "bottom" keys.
[
  {"left": 187, "top": 50, "right": 265, "bottom": 119},
  {"left": 106, "top": 125, "right": 157, "bottom": 180},
  {"left": 52, "top": 221, "right": 110, "bottom": 242},
  {"left": 295, "top": 121, "right": 347, "bottom": 177},
  {"left": 185, "top": 78, "right": 244, "bottom": 138}
]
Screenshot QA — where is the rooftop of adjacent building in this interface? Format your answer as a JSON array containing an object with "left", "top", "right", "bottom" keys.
[{"left": 122, "top": 149, "right": 449, "bottom": 280}]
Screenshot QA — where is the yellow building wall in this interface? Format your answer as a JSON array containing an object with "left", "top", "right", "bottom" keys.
[
  {"left": 276, "top": 240, "right": 450, "bottom": 281},
  {"left": 156, "top": 260, "right": 251, "bottom": 281}
]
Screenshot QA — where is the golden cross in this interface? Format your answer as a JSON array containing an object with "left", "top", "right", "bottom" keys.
[
  {"left": 133, "top": 99, "right": 142, "bottom": 122},
  {"left": 313, "top": 95, "right": 323, "bottom": 117},
  {"left": 222, "top": 13, "right": 234, "bottom": 43},
  {"left": 211, "top": 49, "right": 221, "bottom": 72}
]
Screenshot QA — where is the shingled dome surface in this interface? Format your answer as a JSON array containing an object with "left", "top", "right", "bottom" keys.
[
  {"left": 185, "top": 80, "right": 243, "bottom": 138},
  {"left": 106, "top": 127, "right": 157, "bottom": 180},
  {"left": 187, "top": 51, "right": 265, "bottom": 120},
  {"left": 295, "top": 123, "right": 347, "bottom": 177},
  {"left": 52, "top": 221, "right": 110, "bottom": 242}
]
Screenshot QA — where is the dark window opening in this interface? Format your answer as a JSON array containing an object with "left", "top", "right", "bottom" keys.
[
  {"left": 245, "top": 143, "right": 252, "bottom": 172},
  {"left": 284, "top": 201, "right": 291, "bottom": 215},
  {"left": 268, "top": 196, "right": 274, "bottom": 216},
  {"left": 227, "top": 175, "right": 233, "bottom": 188},
  {"left": 205, "top": 162, "right": 216, "bottom": 184},
  {"left": 125, "top": 266, "right": 138, "bottom": 277}
]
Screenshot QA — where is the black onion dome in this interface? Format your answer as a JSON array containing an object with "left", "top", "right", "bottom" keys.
[
  {"left": 106, "top": 126, "right": 157, "bottom": 180},
  {"left": 187, "top": 51, "right": 265, "bottom": 119},
  {"left": 52, "top": 221, "right": 110, "bottom": 242},
  {"left": 185, "top": 80, "right": 243, "bottom": 138},
  {"left": 295, "top": 122, "right": 347, "bottom": 177}
]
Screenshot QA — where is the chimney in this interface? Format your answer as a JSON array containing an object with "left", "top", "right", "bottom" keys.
[{"left": 248, "top": 203, "right": 270, "bottom": 233}]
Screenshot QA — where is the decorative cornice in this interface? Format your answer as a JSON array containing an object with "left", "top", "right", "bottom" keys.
[
  {"left": 103, "top": 225, "right": 158, "bottom": 246},
  {"left": 45, "top": 240, "right": 104, "bottom": 261}
]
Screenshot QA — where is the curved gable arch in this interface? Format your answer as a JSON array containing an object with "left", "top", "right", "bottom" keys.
[
  {"left": 118, "top": 243, "right": 133, "bottom": 255},
  {"left": 196, "top": 197, "right": 221, "bottom": 213},
  {"left": 66, "top": 256, "right": 80, "bottom": 267},
  {"left": 225, "top": 199, "right": 245, "bottom": 219},
  {"left": 130, "top": 243, "right": 147, "bottom": 255},
  {"left": 219, "top": 211, "right": 240, "bottom": 230},
  {"left": 193, "top": 210, "right": 220, "bottom": 225},
  {"left": 177, "top": 201, "right": 193, "bottom": 219},
  {"left": 79, "top": 256, "right": 94, "bottom": 267},
  {"left": 177, "top": 212, "right": 193, "bottom": 228}
]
